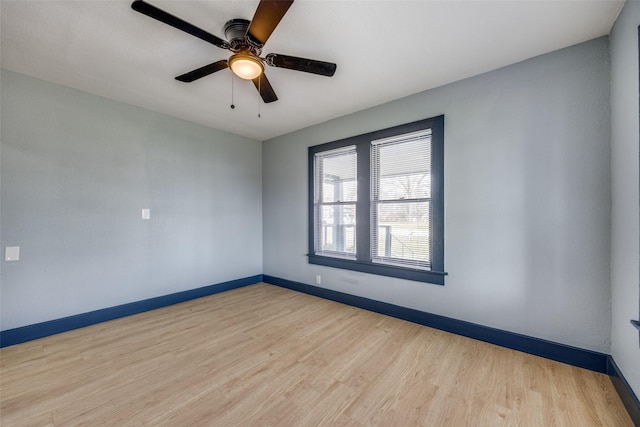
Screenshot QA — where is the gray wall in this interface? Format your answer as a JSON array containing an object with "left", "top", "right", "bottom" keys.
[
  {"left": 1, "top": 70, "right": 263, "bottom": 330},
  {"left": 263, "top": 38, "right": 612, "bottom": 353},
  {"left": 610, "top": 0, "right": 640, "bottom": 396}
]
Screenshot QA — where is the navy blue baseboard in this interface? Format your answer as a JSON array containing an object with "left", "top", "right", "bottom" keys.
[
  {"left": 263, "top": 275, "right": 609, "bottom": 373},
  {"left": 0, "top": 274, "right": 263, "bottom": 348},
  {"left": 607, "top": 356, "right": 640, "bottom": 426}
]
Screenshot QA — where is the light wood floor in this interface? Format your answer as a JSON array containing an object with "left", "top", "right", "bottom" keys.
[{"left": 0, "top": 283, "right": 633, "bottom": 426}]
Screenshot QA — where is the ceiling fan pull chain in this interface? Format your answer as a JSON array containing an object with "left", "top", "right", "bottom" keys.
[
  {"left": 230, "top": 70, "right": 235, "bottom": 109},
  {"left": 258, "top": 77, "right": 261, "bottom": 118}
]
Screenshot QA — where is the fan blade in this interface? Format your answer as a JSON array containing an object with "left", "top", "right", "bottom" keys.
[
  {"left": 131, "top": 0, "right": 228, "bottom": 49},
  {"left": 247, "top": 0, "right": 294, "bottom": 46},
  {"left": 266, "top": 53, "right": 336, "bottom": 77},
  {"left": 252, "top": 74, "right": 278, "bottom": 103},
  {"left": 176, "top": 60, "right": 229, "bottom": 82}
]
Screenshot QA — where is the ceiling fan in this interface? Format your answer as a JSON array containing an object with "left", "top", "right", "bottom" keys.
[{"left": 131, "top": 0, "right": 337, "bottom": 104}]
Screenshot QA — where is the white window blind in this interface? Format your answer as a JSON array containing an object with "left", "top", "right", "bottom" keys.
[
  {"left": 371, "top": 130, "right": 432, "bottom": 270},
  {"left": 314, "top": 145, "right": 357, "bottom": 258}
]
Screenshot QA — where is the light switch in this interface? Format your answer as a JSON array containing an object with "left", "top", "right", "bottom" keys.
[
  {"left": 5, "top": 246, "right": 20, "bottom": 261},
  {"left": 142, "top": 208, "right": 151, "bottom": 220}
]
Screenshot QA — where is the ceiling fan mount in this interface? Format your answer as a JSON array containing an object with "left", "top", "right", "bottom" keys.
[
  {"left": 131, "top": 0, "right": 337, "bottom": 104},
  {"left": 224, "top": 19, "right": 259, "bottom": 53}
]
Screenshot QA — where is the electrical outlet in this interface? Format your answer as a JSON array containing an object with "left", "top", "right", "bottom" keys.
[{"left": 315, "top": 275, "right": 321, "bottom": 285}]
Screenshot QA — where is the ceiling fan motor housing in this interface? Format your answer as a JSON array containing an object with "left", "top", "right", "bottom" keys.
[{"left": 224, "top": 19, "right": 253, "bottom": 51}]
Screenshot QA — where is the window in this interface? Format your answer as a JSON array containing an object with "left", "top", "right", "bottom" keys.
[
  {"left": 308, "top": 116, "right": 445, "bottom": 285},
  {"left": 313, "top": 145, "right": 358, "bottom": 259}
]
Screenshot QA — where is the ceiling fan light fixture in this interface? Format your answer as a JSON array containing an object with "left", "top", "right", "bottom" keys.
[{"left": 229, "top": 53, "right": 264, "bottom": 80}]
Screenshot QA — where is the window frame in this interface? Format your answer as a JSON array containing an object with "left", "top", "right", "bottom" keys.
[{"left": 308, "top": 116, "right": 446, "bottom": 285}]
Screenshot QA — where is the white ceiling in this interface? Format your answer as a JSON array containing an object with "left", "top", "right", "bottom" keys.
[{"left": 1, "top": 0, "right": 625, "bottom": 141}]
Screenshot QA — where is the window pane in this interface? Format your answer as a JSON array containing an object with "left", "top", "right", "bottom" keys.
[
  {"left": 322, "top": 179, "right": 357, "bottom": 204},
  {"left": 373, "top": 133, "right": 431, "bottom": 200},
  {"left": 314, "top": 145, "right": 357, "bottom": 258},
  {"left": 315, "top": 148, "right": 357, "bottom": 203},
  {"left": 371, "top": 130, "right": 432, "bottom": 269},
  {"left": 372, "top": 201, "right": 431, "bottom": 268},
  {"left": 315, "top": 204, "right": 356, "bottom": 256},
  {"left": 379, "top": 173, "right": 430, "bottom": 200}
]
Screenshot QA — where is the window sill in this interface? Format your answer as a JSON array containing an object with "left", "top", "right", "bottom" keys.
[{"left": 308, "top": 254, "right": 446, "bottom": 285}]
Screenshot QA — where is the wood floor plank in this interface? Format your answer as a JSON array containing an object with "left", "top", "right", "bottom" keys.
[{"left": 0, "top": 283, "right": 634, "bottom": 426}]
